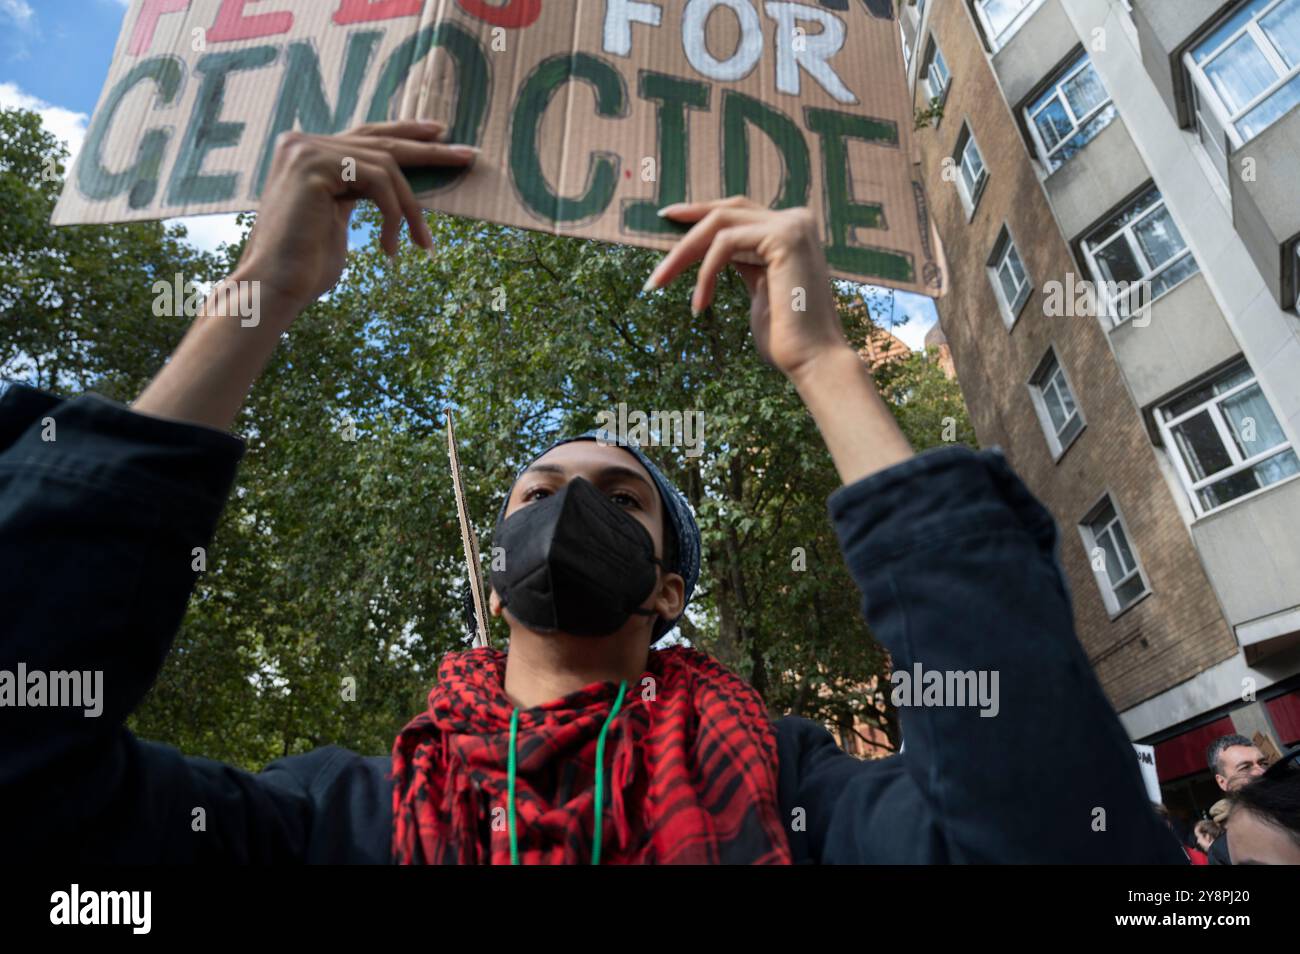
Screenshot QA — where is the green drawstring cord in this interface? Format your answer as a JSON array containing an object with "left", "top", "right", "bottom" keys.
[
  {"left": 591, "top": 679, "right": 628, "bottom": 866},
  {"left": 507, "top": 679, "right": 628, "bottom": 866},
  {"left": 507, "top": 708, "right": 520, "bottom": 866}
]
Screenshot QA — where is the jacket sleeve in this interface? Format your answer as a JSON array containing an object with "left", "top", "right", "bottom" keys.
[
  {"left": 788, "top": 445, "right": 1185, "bottom": 864},
  {"left": 0, "top": 383, "right": 322, "bottom": 862}
]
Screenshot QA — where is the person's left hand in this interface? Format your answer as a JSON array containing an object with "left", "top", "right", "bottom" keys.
[{"left": 642, "top": 197, "right": 851, "bottom": 383}]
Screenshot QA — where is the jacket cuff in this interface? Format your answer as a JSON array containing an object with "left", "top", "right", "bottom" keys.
[
  {"left": 827, "top": 444, "right": 1059, "bottom": 565},
  {"left": 0, "top": 384, "right": 246, "bottom": 507}
]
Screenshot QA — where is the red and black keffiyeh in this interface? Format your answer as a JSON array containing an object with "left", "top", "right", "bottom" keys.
[{"left": 391, "top": 645, "right": 793, "bottom": 864}]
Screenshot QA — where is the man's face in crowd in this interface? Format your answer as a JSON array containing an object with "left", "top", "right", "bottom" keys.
[
  {"left": 488, "top": 441, "right": 685, "bottom": 637},
  {"left": 1226, "top": 807, "right": 1300, "bottom": 865},
  {"left": 1215, "top": 745, "right": 1268, "bottom": 792}
]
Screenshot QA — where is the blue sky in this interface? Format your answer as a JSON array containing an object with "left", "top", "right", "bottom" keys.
[{"left": 0, "top": 0, "right": 939, "bottom": 348}]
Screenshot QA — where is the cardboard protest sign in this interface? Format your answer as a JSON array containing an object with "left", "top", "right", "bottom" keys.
[
  {"left": 53, "top": 0, "right": 947, "bottom": 295},
  {"left": 1133, "top": 743, "right": 1161, "bottom": 804}
]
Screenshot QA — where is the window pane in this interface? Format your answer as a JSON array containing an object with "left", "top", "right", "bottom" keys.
[
  {"left": 1093, "top": 186, "right": 1159, "bottom": 237},
  {"left": 981, "top": 0, "right": 1032, "bottom": 38},
  {"left": 1059, "top": 412, "right": 1083, "bottom": 446},
  {"left": 1214, "top": 360, "right": 1254, "bottom": 394},
  {"left": 1172, "top": 410, "right": 1234, "bottom": 480},
  {"left": 1092, "top": 236, "right": 1144, "bottom": 285},
  {"left": 1110, "top": 519, "right": 1136, "bottom": 573},
  {"left": 1054, "top": 373, "right": 1077, "bottom": 418},
  {"left": 1042, "top": 381, "right": 1069, "bottom": 431},
  {"left": 1150, "top": 252, "right": 1199, "bottom": 298},
  {"left": 1116, "top": 574, "right": 1146, "bottom": 608},
  {"left": 1193, "top": 0, "right": 1270, "bottom": 65},
  {"left": 1051, "top": 103, "right": 1117, "bottom": 167},
  {"left": 1255, "top": 447, "right": 1300, "bottom": 485},
  {"left": 1164, "top": 361, "right": 1252, "bottom": 419},
  {"left": 1197, "top": 450, "right": 1298, "bottom": 509},
  {"left": 1134, "top": 206, "right": 1187, "bottom": 269},
  {"left": 998, "top": 259, "right": 1022, "bottom": 308},
  {"left": 934, "top": 48, "right": 949, "bottom": 84},
  {"left": 1221, "top": 384, "right": 1287, "bottom": 456},
  {"left": 1033, "top": 98, "right": 1072, "bottom": 151},
  {"left": 1165, "top": 381, "right": 1218, "bottom": 420},
  {"left": 1063, "top": 62, "right": 1107, "bottom": 117},
  {"left": 1239, "top": 72, "right": 1300, "bottom": 139},
  {"left": 1262, "top": 0, "right": 1300, "bottom": 67},
  {"left": 1095, "top": 528, "right": 1125, "bottom": 584},
  {"left": 1204, "top": 34, "right": 1278, "bottom": 113}
]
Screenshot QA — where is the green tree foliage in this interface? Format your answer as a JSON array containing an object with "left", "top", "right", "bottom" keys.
[{"left": 2, "top": 108, "right": 976, "bottom": 769}]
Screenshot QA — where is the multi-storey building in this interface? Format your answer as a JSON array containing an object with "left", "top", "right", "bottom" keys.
[{"left": 899, "top": 0, "right": 1300, "bottom": 818}]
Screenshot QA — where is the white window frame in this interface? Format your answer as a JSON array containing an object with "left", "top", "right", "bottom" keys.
[
  {"left": 1079, "top": 496, "right": 1149, "bottom": 617},
  {"left": 1029, "top": 350, "right": 1086, "bottom": 458},
  {"left": 974, "top": 0, "right": 1047, "bottom": 51},
  {"left": 953, "top": 124, "right": 988, "bottom": 218},
  {"left": 1024, "top": 53, "right": 1115, "bottom": 171},
  {"left": 922, "top": 38, "right": 952, "bottom": 105},
  {"left": 1184, "top": 0, "right": 1300, "bottom": 158},
  {"left": 1156, "top": 360, "right": 1300, "bottom": 517},
  {"left": 901, "top": 18, "right": 913, "bottom": 70},
  {"left": 1081, "top": 187, "right": 1198, "bottom": 326},
  {"left": 987, "top": 225, "right": 1031, "bottom": 326}
]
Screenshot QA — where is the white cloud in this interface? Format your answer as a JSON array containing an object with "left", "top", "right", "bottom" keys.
[
  {"left": 0, "top": 81, "right": 247, "bottom": 255},
  {"left": 0, "top": 0, "right": 35, "bottom": 29},
  {"left": 170, "top": 213, "right": 247, "bottom": 255},
  {"left": 0, "top": 81, "right": 87, "bottom": 158}
]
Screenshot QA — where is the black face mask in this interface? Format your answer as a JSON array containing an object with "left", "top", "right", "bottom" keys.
[{"left": 490, "top": 476, "right": 661, "bottom": 637}]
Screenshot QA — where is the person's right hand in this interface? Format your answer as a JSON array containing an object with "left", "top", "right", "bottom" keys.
[{"left": 238, "top": 120, "right": 479, "bottom": 316}]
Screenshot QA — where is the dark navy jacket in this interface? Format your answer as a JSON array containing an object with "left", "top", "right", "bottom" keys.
[{"left": 0, "top": 385, "right": 1184, "bottom": 864}]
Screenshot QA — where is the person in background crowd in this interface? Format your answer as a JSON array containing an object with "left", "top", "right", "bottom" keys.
[
  {"left": 1224, "top": 749, "right": 1300, "bottom": 865},
  {"left": 1204, "top": 734, "right": 1269, "bottom": 865},
  {"left": 1190, "top": 818, "right": 1220, "bottom": 866},
  {"left": 1153, "top": 803, "right": 1200, "bottom": 864}
]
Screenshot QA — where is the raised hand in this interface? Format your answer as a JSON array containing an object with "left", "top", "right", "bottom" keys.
[{"left": 643, "top": 196, "right": 850, "bottom": 383}]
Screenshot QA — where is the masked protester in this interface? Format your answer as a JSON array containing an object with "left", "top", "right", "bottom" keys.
[{"left": 1, "top": 124, "right": 1184, "bottom": 864}]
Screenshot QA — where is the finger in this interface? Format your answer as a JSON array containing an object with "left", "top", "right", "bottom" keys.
[
  {"left": 338, "top": 135, "right": 480, "bottom": 169},
  {"left": 643, "top": 206, "right": 767, "bottom": 292},
  {"left": 349, "top": 145, "right": 435, "bottom": 250},
  {"left": 346, "top": 158, "right": 407, "bottom": 256},
  {"left": 349, "top": 119, "right": 448, "bottom": 141},
  {"left": 658, "top": 195, "right": 763, "bottom": 222},
  {"left": 693, "top": 223, "right": 770, "bottom": 314}
]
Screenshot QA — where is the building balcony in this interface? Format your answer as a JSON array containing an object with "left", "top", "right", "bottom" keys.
[
  {"left": 1129, "top": 0, "right": 1230, "bottom": 127},
  {"left": 1109, "top": 274, "right": 1239, "bottom": 409},
  {"left": 990, "top": 0, "right": 1079, "bottom": 108},
  {"left": 1190, "top": 473, "right": 1300, "bottom": 661},
  {"left": 1042, "top": 117, "right": 1148, "bottom": 241},
  {"left": 1228, "top": 103, "right": 1300, "bottom": 312}
]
